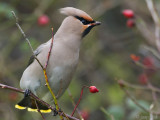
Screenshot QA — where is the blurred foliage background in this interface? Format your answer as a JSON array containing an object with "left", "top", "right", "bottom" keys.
[{"left": 0, "top": 0, "right": 160, "bottom": 120}]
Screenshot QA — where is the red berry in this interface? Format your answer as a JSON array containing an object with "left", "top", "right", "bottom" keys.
[
  {"left": 122, "top": 9, "right": 134, "bottom": 18},
  {"left": 89, "top": 86, "right": 99, "bottom": 93},
  {"left": 127, "top": 19, "right": 135, "bottom": 28},
  {"left": 143, "top": 57, "right": 154, "bottom": 68},
  {"left": 81, "top": 110, "right": 89, "bottom": 120},
  {"left": 138, "top": 73, "right": 148, "bottom": 85},
  {"left": 38, "top": 15, "right": 50, "bottom": 26},
  {"left": 130, "top": 54, "right": 140, "bottom": 61}
]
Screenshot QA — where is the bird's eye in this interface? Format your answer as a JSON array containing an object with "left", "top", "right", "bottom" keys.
[
  {"left": 81, "top": 19, "right": 88, "bottom": 25},
  {"left": 75, "top": 16, "right": 91, "bottom": 25}
]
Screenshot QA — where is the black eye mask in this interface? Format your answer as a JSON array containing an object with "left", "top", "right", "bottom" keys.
[{"left": 75, "top": 16, "right": 95, "bottom": 25}]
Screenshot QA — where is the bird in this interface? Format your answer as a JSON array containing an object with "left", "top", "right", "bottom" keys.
[{"left": 15, "top": 7, "right": 101, "bottom": 113}]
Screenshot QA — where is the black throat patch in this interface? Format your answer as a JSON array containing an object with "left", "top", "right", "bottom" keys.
[{"left": 82, "top": 25, "right": 94, "bottom": 37}]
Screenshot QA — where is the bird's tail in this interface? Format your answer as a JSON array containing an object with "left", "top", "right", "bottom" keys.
[{"left": 15, "top": 96, "right": 51, "bottom": 113}]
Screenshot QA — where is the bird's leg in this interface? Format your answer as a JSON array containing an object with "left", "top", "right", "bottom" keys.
[
  {"left": 24, "top": 89, "right": 31, "bottom": 97},
  {"left": 52, "top": 107, "right": 62, "bottom": 116},
  {"left": 52, "top": 108, "right": 58, "bottom": 116}
]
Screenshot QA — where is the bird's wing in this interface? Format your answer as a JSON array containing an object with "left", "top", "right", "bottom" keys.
[{"left": 27, "top": 42, "right": 47, "bottom": 66}]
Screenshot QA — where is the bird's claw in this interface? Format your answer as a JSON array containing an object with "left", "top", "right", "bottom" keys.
[
  {"left": 24, "top": 89, "right": 31, "bottom": 97},
  {"left": 52, "top": 108, "right": 62, "bottom": 116}
]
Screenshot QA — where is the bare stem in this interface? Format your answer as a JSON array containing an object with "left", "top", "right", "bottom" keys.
[
  {"left": 71, "top": 86, "right": 88, "bottom": 116},
  {"left": 11, "top": 11, "right": 44, "bottom": 69},
  {"left": 118, "top": 80, "right": 160, "bottom": 93},
  {"left": 35, "top": 100, "right": 46, "bottom": 120},
  {"left": 67, "top": 89, "right": 83, "bottom": 119},
  {"left": 118, "top": 80, "right": 160, "bottom": 115},
  {"left": 145, "top": 0, "right": 160, "bottom": 52},
  {"left": 100, "top": 107, "right": 115, "bottom": 120},
  {"left": 44, "top": 28, "right": 54, "bottom": 69},
  {"left": 0, "top": 83, "right": 79, "bottom": 120},
  {"left": 122, "top": 87, "right": 149, "bottom": 113},
  {"left": 43, "top": 28, "right": 64, "bottom": 120}
]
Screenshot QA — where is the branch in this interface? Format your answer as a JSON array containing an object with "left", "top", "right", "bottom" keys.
[
  {"left": 100, "top": 107, "right": 115, "bottom": 120},
  {"left": 118, "top": 80, "right": 160, "bottom": 93},
  {"left": 35, "top": 100, "right": 46, "bottom": 120},
  {"left": 118, "top": 80, "right": 160, "bottom": 115},
  {"left": 42, "top": 28, "right": 65, "bottom": 119},
  {"left": 122, "top": 87, "right": 149, "bottom": 113},
  {"left": 0, "top": 83, "right": 79, "bottom": 120},
  {"left": 145, "top": 0, "right": 160, "bottom": 52},
  {"left": 67, "top": 89, "right": 83, "bottom": 119},
  {"left": 11, "top": 11, "right": 44, "bottom": 69},
  {"left": 45, "top": 28, "right": 54, "bottom": 69}
]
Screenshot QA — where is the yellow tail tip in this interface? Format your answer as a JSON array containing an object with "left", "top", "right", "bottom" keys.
[
  {"left": 40, "top": 109, "right": 52, "bottom": 113},
  {"left": 27, "top": 108, "right": 38, "bottom": 112},
  {"left": 15, "top": 104, "right": 26, "bottom": 110},
  {"left": 27, "top": 108, "right": 51, "bottom": 113}
]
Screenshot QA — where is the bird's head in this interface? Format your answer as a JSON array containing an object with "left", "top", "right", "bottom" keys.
[{"left": 59, "top": 7, "right": 101, "bottom": 38}]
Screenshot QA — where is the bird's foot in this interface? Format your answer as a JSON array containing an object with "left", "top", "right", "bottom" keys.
[
  {"left": 52, "top": 108, "right": 62, "bottom": 116},
  {"left": 24, "top": 89, "right": 31, "bottom": 97}
]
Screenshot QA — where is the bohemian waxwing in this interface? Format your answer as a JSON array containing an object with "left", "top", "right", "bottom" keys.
[{"left": 15, "top": 7, "right": 101, "bottom": 113}]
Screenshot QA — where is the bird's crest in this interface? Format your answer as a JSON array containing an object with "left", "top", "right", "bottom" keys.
[{"left": 60, "top": 7, "right": 93, "bottom": 22}]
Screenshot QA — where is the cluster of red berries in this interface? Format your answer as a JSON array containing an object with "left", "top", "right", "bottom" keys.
[{"left": 122, "top": 9, "right": 135, "bottom": 28}]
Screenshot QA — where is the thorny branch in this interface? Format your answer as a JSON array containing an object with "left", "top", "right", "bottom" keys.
[{"left": 0, "top": 83, "right": 79, "bottom": 120}]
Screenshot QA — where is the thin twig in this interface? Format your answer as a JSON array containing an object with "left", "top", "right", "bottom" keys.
[
  {"left": 122, "top": 87, "right": 149, "bottom": 113},
  {"left": 118, "top": 80, "right": 160, "bottom": 115},
  {"left": 0, "top": 83, "right": 24, "bottom": 93},
  {"left": 71, "top": 86, "right": 88, "bottom": 116},
  {"left": 44, "top": 28, "right": 54, "bottom": 69},
  {"left": 118, "top": 80, "right": 160, "bottom": 93},
  {"left": 0, "top": 83, "right": 79, "bottom": 120},
  {"left": 67, "top": 89, "right": 83, "bottom": 120},
  {"left": 142, "top": 45, "right": 160, "bottom": 60},
  {"left": 35, "top": 100, "right": 46, "bottom": 120},
  {"left": 145, "top": 0, "right": 160, "bottom": 52},
  {"left": 11, "top": 11, "right": 44, "bottom": 69},
  {"left": 121, "top": 87, "right": 160, "bottom": 115},
  {"left": 150, "top": 104, "right": 154, "bottom": 120},
  {"left": 42, "top": 28, "right": 64, "bottom": 120},
  {"left": 100, "top": 107, "right": 115, "bottom": 120},
  {"left": 148, "top": 82, "right": 159, "bottom": 105}
]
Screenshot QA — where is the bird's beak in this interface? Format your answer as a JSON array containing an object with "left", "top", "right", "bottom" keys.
[{"left": 91, "top": 21, "right": 101, "bottom": 26}]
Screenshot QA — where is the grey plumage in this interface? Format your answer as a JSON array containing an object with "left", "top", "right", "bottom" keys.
[{"left": 19, "top": 7, "right": 101, "bottom": 105}]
